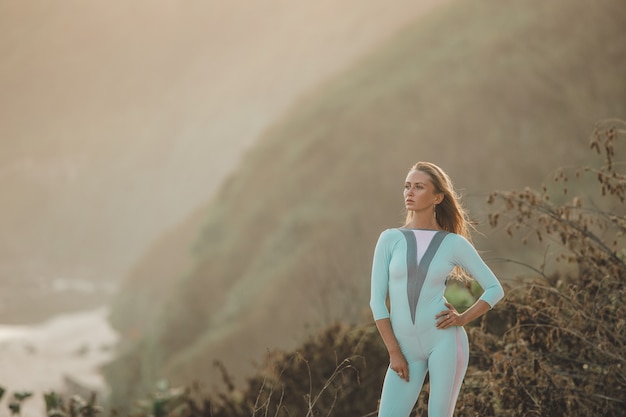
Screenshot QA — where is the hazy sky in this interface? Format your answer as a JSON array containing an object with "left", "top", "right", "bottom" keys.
[{"left": 0, "top": 0, "right": 448, "bottom": 286}]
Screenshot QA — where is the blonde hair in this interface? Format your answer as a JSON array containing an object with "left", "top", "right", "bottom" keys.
[{"left": 405, "top": 161, "right": 475, "bottom": 281}]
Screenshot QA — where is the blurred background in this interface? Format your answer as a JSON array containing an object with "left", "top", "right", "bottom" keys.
[{"left": 0, "top": 0, "right": 624, "bottom": 415}]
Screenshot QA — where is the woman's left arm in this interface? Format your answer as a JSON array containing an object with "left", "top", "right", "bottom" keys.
[{"left": 436, "top": 235, "right": 504, "bottom": 329}]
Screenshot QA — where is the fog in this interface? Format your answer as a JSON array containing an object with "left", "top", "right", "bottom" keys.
[{"left": 0, "top": 0, "right": 446, "bottom": 323}]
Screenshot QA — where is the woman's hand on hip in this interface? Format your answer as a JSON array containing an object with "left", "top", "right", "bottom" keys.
[{"left": 435, "top": 302, "right": 463, "bottom": 329}]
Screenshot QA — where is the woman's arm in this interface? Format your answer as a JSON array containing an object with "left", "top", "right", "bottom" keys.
[
  {"left": 370, "top": 230, "right": 393, "bottom": 320},
  {"left": 370, "top": 230, "right": 410, "bottom": 381},
  {"left": 375, "top": 318, "right": 410, "bottom": 381},
  {"left": 452, "top": 235, "right": 505, "bottom": 308},
  {"left": 436, "top": 235, "right": 505, "bottom": 329}
]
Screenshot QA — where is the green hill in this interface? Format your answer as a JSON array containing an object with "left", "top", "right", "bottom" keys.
[{"left": 106, "top": 0, "right": 626, "bottom": 409}]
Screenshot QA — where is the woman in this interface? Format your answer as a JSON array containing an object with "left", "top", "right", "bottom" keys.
[{"left": 370, "top": 162, "right": 504, "bottom": 417}]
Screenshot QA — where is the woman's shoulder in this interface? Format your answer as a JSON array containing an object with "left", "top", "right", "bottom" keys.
[
  {"left": 375, "top": 228, "right": 406, "bottom": 243},
  {"left": 441, "top": 232, "right": 476, "bottom": 253},
  {"left": 378, "top": 227, "right": 402, "bottom": 238},
  {"left": 442, "top": 231, "right": 464, "bottom": 241}
]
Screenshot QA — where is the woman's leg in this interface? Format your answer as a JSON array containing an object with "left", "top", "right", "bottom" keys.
[
  {"left": 427, "top": 327, "right": 469, "bottom": 417},
  {"left": 377, "top": 359, "right": 428, "bottom": 417}
]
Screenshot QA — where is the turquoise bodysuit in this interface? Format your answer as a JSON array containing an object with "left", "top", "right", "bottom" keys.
[{"left": 370, "top": 228, "right": 504, "bottom": 417}]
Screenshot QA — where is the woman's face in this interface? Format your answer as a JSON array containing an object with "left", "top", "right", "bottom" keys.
[{"left": 404, "top": 169, "right": 442, "bottom": 212}]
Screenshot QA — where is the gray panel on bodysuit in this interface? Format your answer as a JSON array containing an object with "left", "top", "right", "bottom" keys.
[{"left": 399, "top": 230, "right": 448, "bottom": 324}]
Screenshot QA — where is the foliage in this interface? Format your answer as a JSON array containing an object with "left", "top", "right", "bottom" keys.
[
  {"left": 0, "top": 388, "right": 104, "bottom": 417},
  {"left": 119, "top": 324, "right": 386, "bottom": 417},
  {"left": 44, "top": 392, "right": 103, "bottom": 417},
  {"left": 2, "top": 391, "right": 33, "bottom": 416},
  {"left": 476, "top": 120, "right": 626, "bottom": 416}
]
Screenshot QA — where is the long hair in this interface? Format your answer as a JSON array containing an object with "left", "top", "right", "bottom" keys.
[{"left": 404, "top": 161, "right": 475, "bottom": 281}]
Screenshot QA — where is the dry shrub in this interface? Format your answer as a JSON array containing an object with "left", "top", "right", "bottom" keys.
[
  {"left": 462, "top": 119, "right": 626, "bottom": 417},
  {"left": 169, "top": 323, "right": 388, "bottom": 417}
]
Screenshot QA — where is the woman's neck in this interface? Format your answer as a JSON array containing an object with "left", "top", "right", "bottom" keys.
[{"left": 404, "top": 215, "right": 440, "bottom": 231}]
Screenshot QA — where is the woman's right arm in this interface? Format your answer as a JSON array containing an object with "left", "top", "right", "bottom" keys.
[{"left": 370, "top": 230, "right": 410, "bottom": 381}]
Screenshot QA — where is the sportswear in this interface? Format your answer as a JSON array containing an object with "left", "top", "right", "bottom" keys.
[{"left": 370, "top": 228, "right": 504, "bottom": 417}]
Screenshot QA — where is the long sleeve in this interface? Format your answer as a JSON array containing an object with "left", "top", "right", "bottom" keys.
[
  {"left": 370, "top": 230, "right": 394, "bottom": 320},
  {"left": 451, "top": 234, "right": 504, "bottom": 308}
]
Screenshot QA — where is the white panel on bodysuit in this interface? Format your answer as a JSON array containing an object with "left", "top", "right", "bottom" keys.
[{"left": 413, "top": 230, "right": 439, "bottom": 264}]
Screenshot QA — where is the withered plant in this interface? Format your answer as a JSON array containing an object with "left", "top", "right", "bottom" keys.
[{"left": 464, "top": 119, "right": 626, "bottom": 416}]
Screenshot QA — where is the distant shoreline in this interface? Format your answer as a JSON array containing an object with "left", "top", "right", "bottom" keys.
[{"left": 0, "top": 306, "right": 119, "bottom": 417}]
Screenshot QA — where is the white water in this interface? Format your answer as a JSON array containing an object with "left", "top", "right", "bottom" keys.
[{"left": 0, "top": 307, "right": 119, "bottom": 417}]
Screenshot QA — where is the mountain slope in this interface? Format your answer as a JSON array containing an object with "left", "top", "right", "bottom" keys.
[{"left": 107, "top": 0, "right": 626, "bottom": 408}]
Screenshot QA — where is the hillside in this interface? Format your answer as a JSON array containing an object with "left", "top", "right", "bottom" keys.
[{"left": 106, "top": 0, "right": 626, "bottom": 410}]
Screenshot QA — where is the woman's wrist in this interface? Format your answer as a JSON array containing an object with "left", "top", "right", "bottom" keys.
[{"left": 388, "top": 345, "right": 403, "bottom": 356}]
